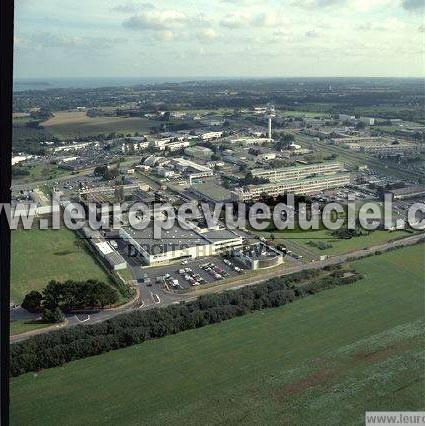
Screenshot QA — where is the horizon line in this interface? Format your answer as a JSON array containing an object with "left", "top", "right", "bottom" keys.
[{"left": 14, "top": 75, "right": 425, "bottom": 81}]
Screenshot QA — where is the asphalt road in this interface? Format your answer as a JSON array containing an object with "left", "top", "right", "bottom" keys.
[{"left": 10, "top": 232, "right": 424, "bottom": 343}]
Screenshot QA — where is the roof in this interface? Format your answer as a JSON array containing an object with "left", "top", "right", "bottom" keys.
[
  {"left": 104, "top": 251, "right": 127, "bottom": 267},
  {"left": 95, "top": 241, "right": 113, "bottom": 255},
  {"left": 122, "top": 223, "right": 209, "bottom": 255},
  {"left": 192, "top": 181, "right": 232, "bottom": 202},
  {"left": 202, "top": 229, "right": 240, "bottom": 242}
]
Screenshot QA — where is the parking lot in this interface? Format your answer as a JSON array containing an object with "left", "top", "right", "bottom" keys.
[
  {"left": 112, "top": 237, "right": 247, "bottom": 291},
  {"left": 152, "top": 256, "right": 246, "bottom": 291}
]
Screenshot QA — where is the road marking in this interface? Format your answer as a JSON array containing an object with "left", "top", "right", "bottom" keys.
[
  {"left": 75, "top": 314, "right": 90, "bottom": 323},
  {"left": 151, "top": 292, "right": 160, "bottom": 304}
]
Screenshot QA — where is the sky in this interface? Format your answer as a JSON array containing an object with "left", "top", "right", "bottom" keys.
[{"left": 14, "top": 0, "right": 425, "bottom": 79}]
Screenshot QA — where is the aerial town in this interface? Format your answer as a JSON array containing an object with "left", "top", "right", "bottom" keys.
[
  {"left": 9, "top": 77, "right": 425, "bottom": 424},
  {"left": 10, "top": 79, "right": 425, "bottom": 318},
  {"left": 6, "top": 0, "right": 425, "bottom": 422}
]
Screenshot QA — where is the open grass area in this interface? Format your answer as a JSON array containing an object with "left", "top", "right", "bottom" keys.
[
  {"left": 262, "top": 228, "right": 413, "bottom": 256},
  {"left": 41, "top": 111, "right": 157, "bottom": 139},
  {"left": 10, "top": 244, "right": 425, "bottom": 425},
  {"left": 12, "top": 163, "right": 71, "bottom": 184},
  {"left": 10, "top": 320, "right": 50, "bottom": 336},
  {"left": 11, "top": 228, "right": 110, "bottom": 303}
]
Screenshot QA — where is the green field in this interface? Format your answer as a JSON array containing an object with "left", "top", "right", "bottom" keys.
[
  {"left": 12, "top": 163, "right": 71, "bottom": 183},
  {"left": 11, "top": 228, "right": 110, "bottom": 303},
  {"left": 41, "top": 111, "right": 158, "bottom": 139},
  {"left": 10, "top": 320, "right": 50, "bottom": 336},
  {"left": 10, "top": 245, "right": 425, "bottom": 425},
  {"left": 263, "top": 228, "right": 413, "bottom": 256}
]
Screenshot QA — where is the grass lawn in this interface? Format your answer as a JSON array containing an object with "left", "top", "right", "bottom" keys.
[
  {"left": 10, "top": 320, "right": 51, "bottom": 336},
  {"left": 11, "top": 228, "right": 110, "bottom": 303},
  {"left": 10, "top": 245, "right": 425, "bottom": 425},
  {"left": 263, "top": 228, "right": 413, "bottom": 256},
  {"left": 41, "top": 111, "right": 157, "bottom": 139},
  {"left": 12, "top": 163, "right": 71, "bottom": 184}
]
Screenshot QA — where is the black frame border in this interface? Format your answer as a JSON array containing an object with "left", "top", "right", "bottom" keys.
[{"left": 1, "top": 0, "right": 14, "bottom": 423}]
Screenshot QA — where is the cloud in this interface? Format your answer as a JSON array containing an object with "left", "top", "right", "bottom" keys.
[
  {"left": 358, "top": 18, "right": 405, "bottom": 31},
  {"left": 220, "top": 0, "right": 262, "bottom": 3},
  {"left": 419, "top": 24, "right": 425, "bottom": 32},
  {"left": 220, "top": 12, "right": 289, "bottom": 29},
  {"left": 401, "top": 0, "right": 425, "bottom": 10},
  {"left": 252, "top": 13, "right": 290, "bottom": 28},
  {"left": 293, "top": 0, "right": 347, "bottom": 8},
  {"left": 154, "top": 30, "right": 174, "bottom": 41},
  {"left": 112, "top": 2, "right": 154, "bottom": 14},
  {"left": 21, "top": 32, "right": 127, "bottom": 51},
  {"left": 305, "top": 29, "right": 320, "bottom": 37},
  {"left": 197, "top": 28, "right": 219, "bottom": 41},
  {"left": 293, "top": 0, "right": 392, "bottom": 10},
  {"left": 273, "top": 28, "right": 291, "bottom": 38},
  {"left": 220, "top": 12, "right": 252, "bottom": 28},
  {"left": 122, "top": 10, "right": 188, "bottom": 31}
]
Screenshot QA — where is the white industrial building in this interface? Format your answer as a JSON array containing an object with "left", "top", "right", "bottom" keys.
[
  {"left": 359, "top": 117, "right": 375, "bottom": 125},
  {"left": 339, "top": 114, "right": 355, "bottom": 121},
  {"left": 199, "top": 131, "right": 223, "bottom": 141},
  {"left": 119, "top": 224, "right": 242, "bottom": 266},
  {"left": 230, "top": 137, "right": 269, "bottom": 146},
  {"left": 81, "top": 226, "right": 127, "bottom": 271},
  {"left": 251, "top": 162, "right": 345, "bottom": 182},
  {"left": 232, "top": 173, "right": 351, "bottom": 202}
]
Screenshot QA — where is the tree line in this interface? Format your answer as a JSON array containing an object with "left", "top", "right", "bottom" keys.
[
  {"left": 22, "top": 279, "right": 119, "bottom": 321},
  {"left": 11, "top": 266, "right": 363, "bottom": 377}
]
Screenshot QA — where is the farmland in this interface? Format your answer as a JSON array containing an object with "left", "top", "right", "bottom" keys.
[
  {"left": 41, "top": 111, "right": 157, "bottom": 139},
  {"left": 11, "top": 227, "right": 110, "bottom": 303},
  {"left": 10, "top": 244, "right": 425, "bottom": 425}
]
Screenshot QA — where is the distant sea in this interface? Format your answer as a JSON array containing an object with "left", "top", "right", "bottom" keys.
[{"left": 13, "top": 76, "right": 228, "bottom": 92}]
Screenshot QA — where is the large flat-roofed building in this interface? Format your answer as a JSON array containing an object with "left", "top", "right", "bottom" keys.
[
  {"left": 229, "top": 137, "right": 270, "bottom": 146},
  {"left": 231, "top": 173, "right": 351, "bottom": 202},
  {"left": 360, "top": 143, "right": 418, "bottom": 157},
  {"left": 251, "top": 162, "right": 344, "bottom": 182},
  {"left": 184, "top": 146, "right": 213, "bottom": 160},
  {"left": 119, "top": 224, "right": 242, "bottom": 265},
  {"left": 330, "top": 136, "right": 388, "bottom": 145}
]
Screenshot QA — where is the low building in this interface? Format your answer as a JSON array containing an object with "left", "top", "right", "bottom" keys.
[
  {"left": 81, "top": 227, "right": 127, "bottom": 270},
  {"left": 359, "top": 117, "right": 375, "bottom": 125},
  {"left": 339, "top": 114, "right": 355, "bottom": 121},
  {"left": 184, "top": 146, "right": 213, "bottom": 160},
  {"left": 230, "top": 137, "right": 269, "bottom": 146},
  {"left": 166, "top": 141, "right": 190, "bottom": 152},
  {"left": 200, "top": 131, "right": 223, "bottom": 141},
  {"left": 235, "top": 243, "right": 284, "bottom": 270}
]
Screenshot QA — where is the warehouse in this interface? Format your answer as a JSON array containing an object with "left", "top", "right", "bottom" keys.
[{"left": 119, "top": 224, "right": 242, "bottom": 266}]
